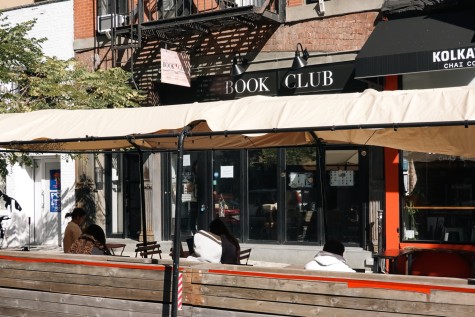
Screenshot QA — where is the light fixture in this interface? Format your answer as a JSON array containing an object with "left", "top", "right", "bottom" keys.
[
  {"left": 292, "top": 43, "right": 309, "bottom": 69},
  {"left": 231, "top": 55, "right": 247, "bottom": 77}
]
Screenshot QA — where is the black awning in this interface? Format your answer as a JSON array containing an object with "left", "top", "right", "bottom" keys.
[{"left": 355, "top": 10, "right": 475, "bottom": 79}]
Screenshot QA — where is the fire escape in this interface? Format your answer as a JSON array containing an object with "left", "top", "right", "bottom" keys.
[{"left": 98, "top": 0, "right": 284, "bottom": 69}]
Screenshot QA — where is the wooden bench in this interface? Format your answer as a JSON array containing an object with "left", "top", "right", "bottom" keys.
[
  {"left": 239, "top": 248, "right": 252, "bottom": 265},
  {"left": 135, "top": 241, "right": 162, "bottom": 259}
]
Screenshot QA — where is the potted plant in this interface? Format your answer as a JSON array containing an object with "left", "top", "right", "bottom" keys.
[{"left": 403, "top": 199, "right": 419, "bottom": 240}]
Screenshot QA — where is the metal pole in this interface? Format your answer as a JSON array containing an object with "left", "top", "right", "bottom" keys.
[
  {"left": 376, "top": 209, "right": 384, "bottom": 273},
  {"left": 378, "top": 209, "right": 384, "bottom": 254},
  {"left": 127, "top": 138, "right": 148, "bottom": 253},
  {"left": 171, "top": 127, "right": 189, "bottom": 317},
  {"left": 137, "top": 149, "right": 148, "bottom": 251}
]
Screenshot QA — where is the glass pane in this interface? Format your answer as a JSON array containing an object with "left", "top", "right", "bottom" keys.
[
  {"left": 212, "top": 151, "right": 241, "bottom": 240},
  {"left": 402, "top": 151, "right": 475, "bottom": 243},
  {"left": 285, "top": 147, "right": 320, "bottom": 242},
  {"left": 97, "top": 0, "right": 129, "bottom": 15},
  {"left": 111, "top": 153, "right": 123, "bottom": 234},
  {"left": 171, "top": 152, "right": 205, "bottom": 240},
  {"left": 248, "top": 149, "right": 278, "bottom": 241},
  {"left": 325, "top": 149, "right": 362, "bottom": 245}
]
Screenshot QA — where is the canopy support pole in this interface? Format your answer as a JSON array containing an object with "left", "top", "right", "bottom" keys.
[
  {"left": 310, "top": 132, "right": 328, "bottom": 244},
  {"left": 127, "top": 139, "right": 148, "bottom": 255},
  {"left": 172, "top": 126, "right": 189, "bottom": 317}
]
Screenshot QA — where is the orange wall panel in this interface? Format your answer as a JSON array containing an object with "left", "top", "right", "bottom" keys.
[{"left": 384, "top": 148, "right": 400, "bottom": 251}]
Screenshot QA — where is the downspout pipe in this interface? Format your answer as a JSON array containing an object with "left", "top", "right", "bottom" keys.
[
  {"left": 127, "top": 137, "right": 148, "bottom": 254},
  {"left": 171, "top": 126, "right": 189, "bottom": 317}
]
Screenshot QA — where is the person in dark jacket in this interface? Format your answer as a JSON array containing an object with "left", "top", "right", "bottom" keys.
[{"left": 209, "top": 218, "right": 241, "bottom": 264}]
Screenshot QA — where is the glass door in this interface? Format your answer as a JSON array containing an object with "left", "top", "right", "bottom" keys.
[
  {"left": 248, "top": 149, "right": 278, "bottom": 241},
  {"left": 169, "top": 151, "right": 208, "bottom": 241},
  {"left": 324, "top": 149, "right": 362, "bottom": 246},
  {"left": 212, "top": 150, "right": 242, "bottom": 239},
  {"left": 285, "top": 147, "right": 321, "bottom": 243}
]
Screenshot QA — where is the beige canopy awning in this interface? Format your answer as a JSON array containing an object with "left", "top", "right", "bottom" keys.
[{"left": 1, "top": 85, "right": 475, "bottom": 156}]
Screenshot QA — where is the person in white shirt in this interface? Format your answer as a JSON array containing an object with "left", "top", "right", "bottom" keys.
[{"left": 304, "top": 239, "right": 355, "bottom": 273}]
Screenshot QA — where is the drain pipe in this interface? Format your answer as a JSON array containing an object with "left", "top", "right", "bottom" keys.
[{"left": 171, "top": 126, "right": 189, "bottom": 317}]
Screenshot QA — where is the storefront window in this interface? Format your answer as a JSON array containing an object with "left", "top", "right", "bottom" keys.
[
  {"left": 248, "top": 149, "right": 278, "bottom": 241},
  {"left": 170, "top": 152, "right": 207, "bottom": 240},
  {"left": 325, "top": 149, "right": 362, "bottom": 246},
  {"left": 212, "top": 151, "right": 241, "bottom": 240},
  {"left": 165, "top": 147, "right": 367, "bottom": 246},
  {"left": 110, "top": 153, "right": 123, "bottom": 234},
  {"left": 402, "top": 151, "right": 475, "bottom": 243},
  {"left": 285, "top": 147, "right": 320, "bottom": 242}
]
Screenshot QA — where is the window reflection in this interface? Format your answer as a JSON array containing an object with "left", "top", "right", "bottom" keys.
[
  {"left": 325, "top": 149, "right": 362, "bottom": 246},
  {"left": 286, "top": 147, "right": 320, "bottom": 242},
  {"left": 248, "top": 149, "right": 278, "bottom": 240},
  {"left": 213, "top": 151, "right": 241, "bottom": 239},
  {"left": 402, "top": 151, "right": 475, "bottom": 243}
]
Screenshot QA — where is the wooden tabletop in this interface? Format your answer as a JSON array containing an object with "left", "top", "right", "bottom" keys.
[{"left": 105, "top": 243, "right": 126, "bottom": 256}]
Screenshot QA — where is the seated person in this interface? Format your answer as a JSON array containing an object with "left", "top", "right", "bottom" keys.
[
  {"left": 186, "top": 229, "right": 222, "bottom": 263},
  {"left": 69, "top": 224, "right": 111, "bottom": 256},
  {"left": 304, "top": 240, "right": 355, "bottom": 272},
  {"left": 209, "top": 218, "right": 240, "bottom": 264},
  {"left": 186, "top": 219, "right": 241, "bottom": 264}
]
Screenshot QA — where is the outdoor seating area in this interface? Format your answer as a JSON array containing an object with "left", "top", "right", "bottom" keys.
[{"left": 0, "top": 250, "right": 473, "bottom": 316}]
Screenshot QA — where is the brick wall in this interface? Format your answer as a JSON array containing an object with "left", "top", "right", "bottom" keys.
[
  {"left": 287, "top": 0, "right": 302, "bottom": 7},
  {"left": 74, "top": 0, "right": 95, "bottom": 39},
  {"left": 263, "top": 11, "right": 378, "bottom": 52}
]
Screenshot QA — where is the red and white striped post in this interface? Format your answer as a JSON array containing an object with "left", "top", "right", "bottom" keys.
[{"left": 177, "top": 272, "right": 183, "bottom": 310}]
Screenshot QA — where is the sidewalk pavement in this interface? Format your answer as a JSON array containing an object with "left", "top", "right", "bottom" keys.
[{"left": 11, "top": 238, "right": 291, "bottom": 268}]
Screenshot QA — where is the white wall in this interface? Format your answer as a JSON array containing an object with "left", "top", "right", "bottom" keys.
[
  {"left": 4, "top": 0, "right": 74, "bottom": 60},
  {"left": 3, "top": 1, "right": 75, "bottom": 247},
  {"left": 3, "top": 163, "right": 34, "bottom": 248},
  {"left": 60, "top": 157, "right": 76, "bottom": 229}
]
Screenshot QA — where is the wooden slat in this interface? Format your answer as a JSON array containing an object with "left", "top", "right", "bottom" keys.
[
  {"left": 192, "top": 271, "right": 429, "bottom": 302},
  {"left": 190, "top": 306, "right": 289, "bottom": 317},
  {"left": 0, "top": 257, "right": 170, "bottom": 281},
  {"left": 0, "top": 305, "right": 82, "bottom": 317},
  {"left": 0, "top": 277, "right": 168, "bottom": 302},
  {"left": 0, "top": 287, "right": 163, "bottom": 313},
  {"left": 0, "top": 268, "right": 168, "bottom": 291},
  {"left": 0, "top": 288, "right": 192, "bottom": 317},
  {"left": 189, "top": 294, "right": 424, "bottom": 317},
  {"left": 188, "top": 284, "right": 474, "bottom": 316}
]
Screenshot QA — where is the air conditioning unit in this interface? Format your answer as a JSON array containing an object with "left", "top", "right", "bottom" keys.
[{"left": 97, "top": 14, "right": 126, "bottom": 34}]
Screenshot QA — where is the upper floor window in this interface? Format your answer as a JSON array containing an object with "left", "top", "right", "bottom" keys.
[{"left": 97, "top": 0, "right": 129, "bottom": 15}]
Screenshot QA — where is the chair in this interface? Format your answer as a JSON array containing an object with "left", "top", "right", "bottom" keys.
[
  {"left": 169, "top": 237, "right": 193, "bottom": 260},
  {"left": 239, "top": 248, "right": 252, "bottom": 265},
  {"left": 135, "top": 241, "right": 162, "bottom": 259},
  {"left": 443, "top": 227, "right": 464, "bottom": 242}
]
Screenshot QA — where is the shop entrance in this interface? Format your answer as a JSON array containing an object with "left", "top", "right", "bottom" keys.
[{"left": 33, "top": 157, "right": 61, "bottom": 245}]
